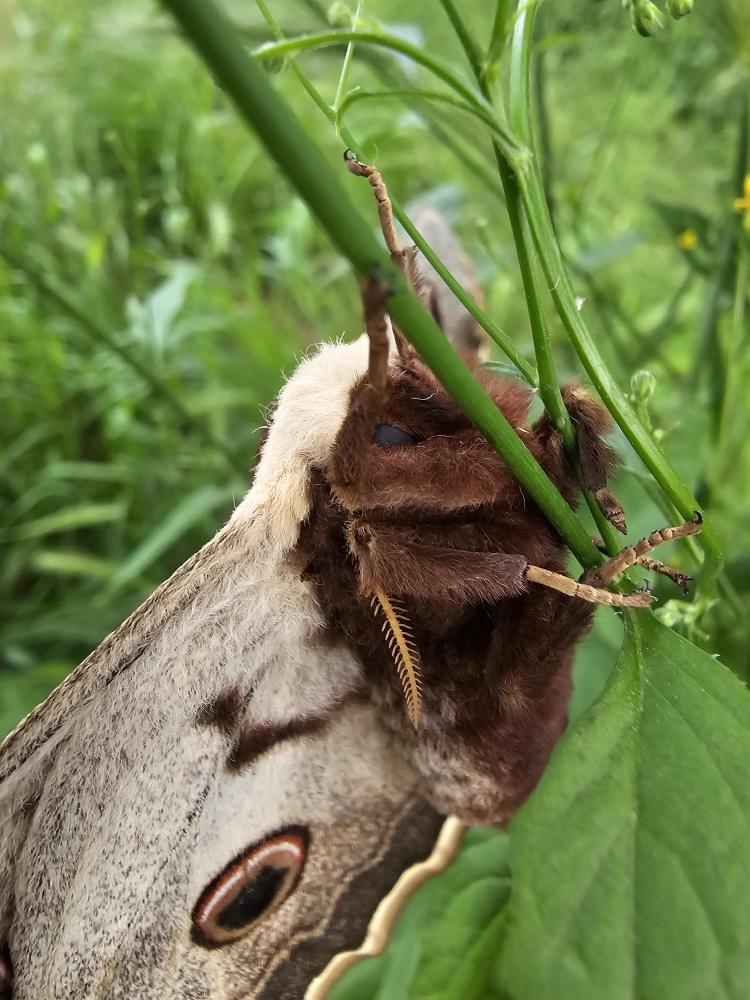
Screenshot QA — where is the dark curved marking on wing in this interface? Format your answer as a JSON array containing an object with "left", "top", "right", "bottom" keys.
[
  {"left": 256, "top": 799, "right": 445, "bottom": 1000},
  {"left": 196, "top": 686, "right": 245, "bottom": 737},
  {"left": 224, "top": 691, "right": 368, "bottom": 773}
]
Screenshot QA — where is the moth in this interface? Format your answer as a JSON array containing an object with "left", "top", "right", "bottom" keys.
[{"left": 0, "top": 157, "right": 699, "bottom": 1000}]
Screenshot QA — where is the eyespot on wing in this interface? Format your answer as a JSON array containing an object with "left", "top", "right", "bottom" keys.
[{"left": 192, "top": 828, "right": 308, "bottom": 947}]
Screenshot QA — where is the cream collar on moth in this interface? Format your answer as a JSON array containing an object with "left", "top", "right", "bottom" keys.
[{"left": 231, "top": 331, "right": 398, "bottom": 548}]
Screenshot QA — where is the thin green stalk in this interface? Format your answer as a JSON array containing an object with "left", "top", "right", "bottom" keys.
[
  {"left": 254, "top": 0, "right": 334, "bottom": 121},
  {"left": 437, "top": 0, "right": 484, "bottom": 83},
  {"left": 533, "top": 36, "right": 556, "bottom": 235},
  {"left": 252, "top": 32, "right": 524, "bottom": 161},
  {"left": 161, "top": 0, "right": 601, "bottom": 567},
  {"left": 0, "top": 248, "right": 244, "bottom": 474},
  {"left": 508, "top": 0, "right": 534, "bottom": 143},
  {"left": 447, "top": 5, "right": 573, "bottom": 454},
  {"left": 254, "top": 3, "right": 536, "bottom": 382},
  {"left": 516, "top": 165, "right": 723, "bottom": 581},
  {"left": 506, "top": 2, "right": 569, "bottom": 439},
  {"left": 486, "top": 0, "right": 513, "bottom": 81},
  {"left": 331, "top": 1, "right": 362, "bottom": 116},
  {"left": 337, "top": 86, "right": 507, "bottom": 140},
  {"left": 434, "top": 1, "right": 564, "bottom": 423},
  {"left": 287, "top": 1, "right": 501, "bottom": 193},
  {"left": 506, "top": 2, "right": 621, "bottom": 555},
  {"left": 501, "top": 0, "right": 723, "bottom": 586},
  {"left": 395, "top": 209, "right": 535, "bottom": 383},
  {"left": 693, "top": 97, "right": 748, "bottom": 433},
  {"left": 446, "top": 0, "right": 704, "bottom": 563}
]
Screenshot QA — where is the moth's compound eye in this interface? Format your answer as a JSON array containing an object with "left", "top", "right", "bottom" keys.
[
  {"left": 192, "top": 828, "right": 308, "bottom": 947},
  {"left": 373, "top": 423, "right": 418, "bottom": 447}
]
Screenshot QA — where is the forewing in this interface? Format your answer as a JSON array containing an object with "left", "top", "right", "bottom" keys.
[{"left": 0, "top": 517, "right": 442, "bottom": 999}]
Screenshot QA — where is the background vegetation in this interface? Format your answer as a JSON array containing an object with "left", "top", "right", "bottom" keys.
[{"left": 1, "top": 1, "right": 749, "bottom": 995}]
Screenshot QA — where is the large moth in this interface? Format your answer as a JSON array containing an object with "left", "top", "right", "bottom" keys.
[{"left": 0, "top": 161, "right": 699, "bottom": 1000}]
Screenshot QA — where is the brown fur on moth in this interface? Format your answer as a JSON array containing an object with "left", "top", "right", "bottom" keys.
[{"left": 295, "top": 351, "right": 610, "bottom": 823}]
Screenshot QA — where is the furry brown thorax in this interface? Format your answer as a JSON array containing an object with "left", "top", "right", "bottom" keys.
[{"left": 295, "top": 357, "right": 607, "bottom": 823}]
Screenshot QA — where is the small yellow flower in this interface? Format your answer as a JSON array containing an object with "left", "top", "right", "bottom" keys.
[
  {"left": 677, "top": 228, "right": 698, "bottom": 250},
  {"left": 733, "top": 174, "right": 750, "bottom": 229}
]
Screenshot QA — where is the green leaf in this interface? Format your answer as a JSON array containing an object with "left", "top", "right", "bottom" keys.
[
  {"left": 4, "top": 502, "right": 126, "bottom": 540},
  {"left": 496, "top": 613, "right": 750, "bottom": 1000},
  {"left": 31, "top": 549, "right": 118, "bottom": 579},
  {"left": 329, "top": 827, "right": 512, "bottom": 1000}
]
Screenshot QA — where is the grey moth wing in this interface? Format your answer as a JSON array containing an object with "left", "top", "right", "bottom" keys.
[{"left": 0, "top": 338, "right": 453, "bottom": 1000}]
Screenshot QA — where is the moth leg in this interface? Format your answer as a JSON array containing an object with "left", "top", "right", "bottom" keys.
[
  {"left": 586, "top": 514, "right": 702, "bottom": 587},
  {"left": 592, "top": 537, "right": 693, "bottom": 592},
  {"left": 362, "top": 273, "right": 391, "bottom": 394},
  {"left": 526, "top": 565, "right": 652, "bottom": 608},
  {"left": 594, "top": 488, "right": 627, "bottom": 535},
  {"left": 637, "top": 556, "right": 693, "bottom": 593},
  {"left": 344, "top": 150, "right": 417, "bottom": 358},
  {"left": 344, "top": 150, "right": 418, "bottom": 281},
  {"left": 344, "top": 151, "right": 400, "bottom": 253},
  {"left": 328, "top": 273, "right": 394, "bottom": 488}
]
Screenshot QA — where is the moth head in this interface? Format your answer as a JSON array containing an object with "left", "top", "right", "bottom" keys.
[
  {"left": 315, "top": 354, "right": 549, "bottom": 609},
  {"left": 330, "top": 357, "right": 532, "bottom": 511}
]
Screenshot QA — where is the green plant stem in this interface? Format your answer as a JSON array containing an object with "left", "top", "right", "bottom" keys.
[
  {"left": 161, "top": 0, "right": 601, "bottom": 566},
  {"left": 290, "top": 1, "right": 501, "bottom": 193},
  {"left": 533, "top": 34, "right": 556, "bottom": 235},
  {"left": 694, "top": 97, "right": 748, "bottom": 440},
  {"left": 517, "top": 166, "right": 723, "bottom": 579},
  {"left": 254, "top": 0, "right": 333, "bottom": 120},
  {"left": 435, "top": 1, "right": 565, "bottom": 428},
  {"left": 336, "top": 86, "right": 505, "bottom": 139},
  {"left": 331, "top": 1, "right": 362, "bottom": 116},
  {"left": 486, "top": 0, "right": 513, "bottom": 82},
  {"left": 506, "top": 4, "right": 622, "bottom": 554},
  {"left": 252, "top": 32, "right": 523, "bottom": 161},
  {"left": 504, "top": 3, "right": 569, "bottom": 442},
  {"left": 436, "top": 2, "right": 568, "bottom": 446},
  {"left": 445, "top": 0, "right": 619, "bottom": 553},
  {"left": 445, "top": 0, "right": 712, "bottom": 564},
  {"left": 714, "top": 238, "right": 748, "bottom": 476},
  {"left": 394, "top": 211, "right": 535, "bottom": 383},
  {"left": 254, "top": 3, "right": 536, "bottom": 383},
  {"left": 437, "top": 0, "right": 484, "bottom": 83},
  {"left": 503, "top": 0, "right": 723, "bottom": 584}
]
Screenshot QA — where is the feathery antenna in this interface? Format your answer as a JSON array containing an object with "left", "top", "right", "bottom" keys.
[{"left": 370, "top": 590, "right": 423, "bottom": 730}]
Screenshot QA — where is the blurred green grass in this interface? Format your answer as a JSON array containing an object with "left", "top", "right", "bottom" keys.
[{"left": 1, "top": 0, "right": 749, "bottom": 737}]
